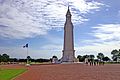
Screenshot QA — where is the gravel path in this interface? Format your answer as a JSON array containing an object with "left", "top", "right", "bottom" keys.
[{"left": 4, "top": 64, "right": 120, "bottom": 80}]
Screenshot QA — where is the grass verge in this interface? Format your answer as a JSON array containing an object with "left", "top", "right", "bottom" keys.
[{"left": 0, "top": 68, "right": 27, "bottom": 80}]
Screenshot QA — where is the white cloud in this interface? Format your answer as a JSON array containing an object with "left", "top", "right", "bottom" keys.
[
  {"left": 0, "top": 0, "right": 104, "bottom": 39},
  {"left": 75, "top": 43, "right": 119, "bottom": 59},
  {"left": 41, "top": 44, "right": 62, "bottom": 50},
  {"left": 75, "top": 24, "right": 120, "bottom": 58},
  {"left": 92, "top": 24, "right": 120, "bottom": 41},
  {"left": 70, "top": 0, "right": 104, "bottom": 13}
]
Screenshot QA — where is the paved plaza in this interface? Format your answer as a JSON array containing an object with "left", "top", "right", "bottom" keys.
[{"left": 5, "top": 64, "right": 119, "bottom": 80}]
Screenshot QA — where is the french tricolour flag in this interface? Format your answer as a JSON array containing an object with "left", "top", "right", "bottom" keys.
[{"left": 23, "top": 43, "right": 28, "bottom": 48}]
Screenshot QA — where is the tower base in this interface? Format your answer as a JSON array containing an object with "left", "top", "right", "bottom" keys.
[{"left": 62, "top": 50, "right": 75, "bottom": 63}]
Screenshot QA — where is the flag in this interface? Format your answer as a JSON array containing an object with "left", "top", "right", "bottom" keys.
[
  {"left": 26, "top": 44, "right": 28, "bottom": 48},
  {"left": 23, "top": 43, "right": 28, "bottom": 48}
]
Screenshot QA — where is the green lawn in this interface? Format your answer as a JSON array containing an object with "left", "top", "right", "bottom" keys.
[{"left": 0, "top": 69, "right": 27, "bottom": 80}]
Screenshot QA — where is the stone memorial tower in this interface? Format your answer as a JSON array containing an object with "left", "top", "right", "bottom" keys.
[{"left": 62, "top": 7, "right": 75, "bottom": 62}]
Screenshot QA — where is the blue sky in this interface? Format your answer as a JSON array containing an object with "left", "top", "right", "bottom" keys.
[{"left": 0, "top": 0, "right": 120, "bottom": 59}]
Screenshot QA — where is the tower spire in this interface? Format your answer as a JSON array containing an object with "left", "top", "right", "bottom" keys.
[{"left": 66, "top": 6, "right": 71, "bottom": 17}]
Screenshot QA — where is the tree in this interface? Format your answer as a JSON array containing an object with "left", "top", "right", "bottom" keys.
[
  {"left": 27, "top": 56, "right": 31, "bottom": 60},
  {"left": 1, "top": 54, "right": 10, "bottom": 62},
  {"left": 83, "top": 55, "right": 89, "bottom": 58},
  {"left": 18, "top": 59, "right": 26, "bottom": 62},
  {"left": 103, "top": 56, "right": 110, "bottom": 62},
  {"left": 0, "top": 54, "right": 1, "bottom": 63},
  {"left": 9, "top": 58, "right": 18, "bottom": 62},
  {"left": 52, "top": 55, "right": 57, "bottom": 59},
  {"left": 111, "top": 49, "right": 120, "bottom": 62},
  {"left": 77, "top": 55, "right": 83, "bottom": 62},
  {"left": 77, "top": 55, "right": 82, "bottom": 59},
  {"left": 27, "top": 56, "right": 31, "bottom": 64},
  {"left": 81, "top": 55, "right": 89, "bottom": 62},
  {"left": 89, "top": 55, "right": 95, "bottom": 60},
  {"left": 97, "top": 53, "right": 104, "bottom": 61}
]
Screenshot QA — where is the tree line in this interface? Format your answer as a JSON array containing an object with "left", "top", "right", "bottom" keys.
[
  {"left": 0, "top": 49, "right": 120, "bottom": 63},
  {"left": 77, "top": 53, "right": 110, "bottom": 62},
  {"left": 77, "top": 49, "right": 120, "bottom": 62},
  {"left": 0, "top": 54, "right": 51, "bottom": 64}
]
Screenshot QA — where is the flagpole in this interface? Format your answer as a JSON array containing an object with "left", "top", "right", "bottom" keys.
[
  {"left": 27, "top": 46, "right": 28, "bottom": 65},
  {"left": 23, "top": 43, "right": 29, "bottom": 66}
]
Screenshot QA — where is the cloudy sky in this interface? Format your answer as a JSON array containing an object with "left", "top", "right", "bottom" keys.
[{"left": 0, "top": 0, "right": 120, "bottom": 59}]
